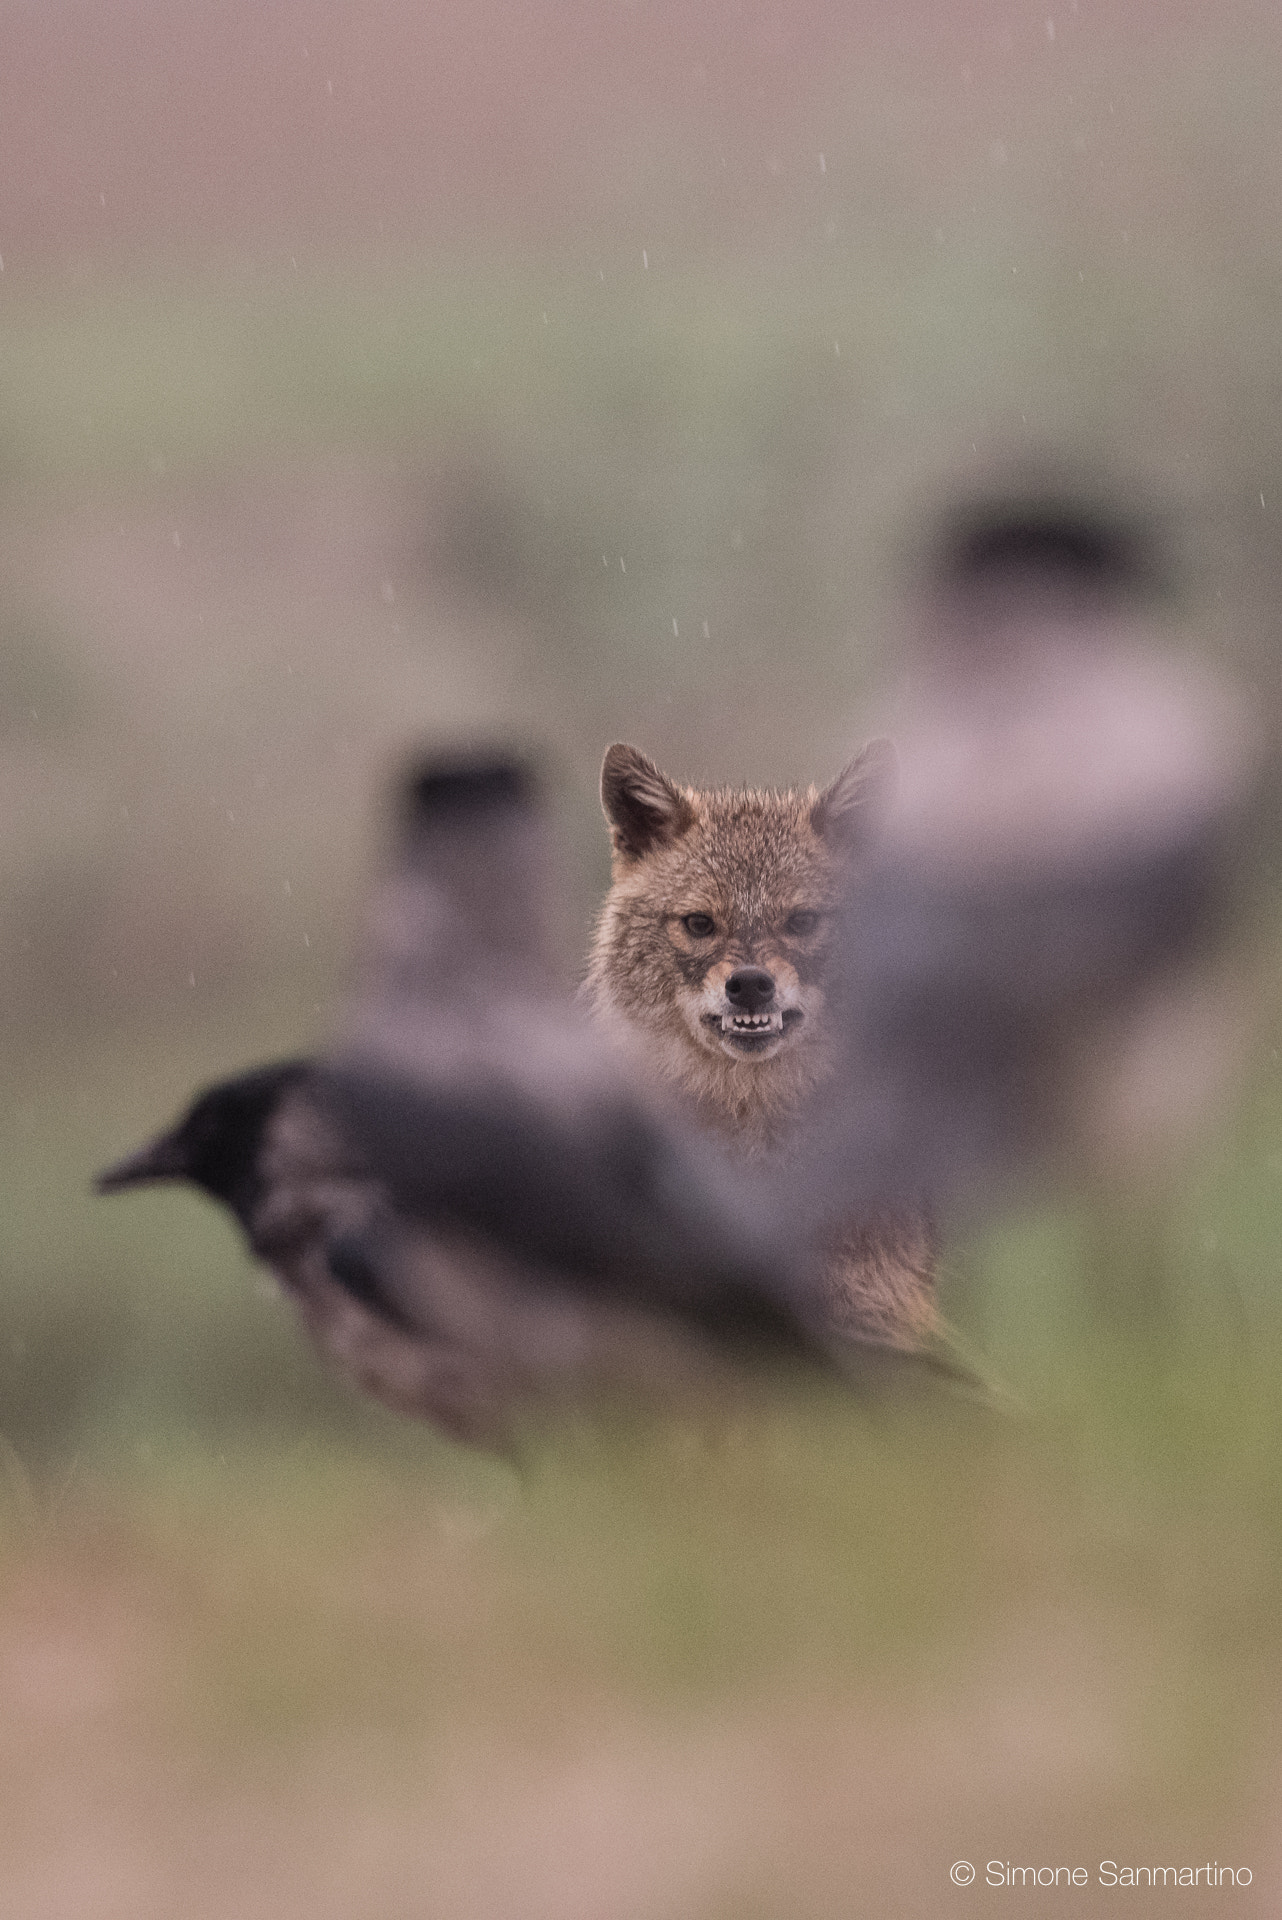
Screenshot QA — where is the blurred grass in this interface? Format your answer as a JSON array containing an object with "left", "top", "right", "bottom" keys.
[{"left": 1, "top": 1370, "right": 1279, "bottom": 1913}]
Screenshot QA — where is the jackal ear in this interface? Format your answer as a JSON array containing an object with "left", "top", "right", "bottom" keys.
[
  {"left": 810, "top": 737, "right": 898, "bottom": 850},
  {"left": 600, "top": 743, "right": 696, "bottom": 863}
]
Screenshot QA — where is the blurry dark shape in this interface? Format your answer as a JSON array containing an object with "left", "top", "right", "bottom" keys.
[
  {"left": 97, "top": 1056, "right": 525, "bottom": 1442},
  {"left": 97, "top": 1061, "right": 311, "bottom": 1224},
  {"left": 404, "top": 757, "right": 535, "bottom": 815},
  {"left": 796, "top": 498, "right": 1266, "bottom": 1224},
  {"left": 932, "top": 499, "right": 1166, "bottom": 603},
  {"left": 804, "top": 818, "right": 1237, "bottom": 1217},
  {"left": 345, "top": 747, "right": 563, "bottom": 1002},
  {"left": 317, "top": 1069, "right": 794, "bottom": 1345},
  {"left": 97, "top": 1042, "right": 960, "bottom": 1450}
]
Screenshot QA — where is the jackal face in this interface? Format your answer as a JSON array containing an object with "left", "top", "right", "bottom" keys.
[{"left": 586, "top": 739, "right": 896, "bottom": 1129}]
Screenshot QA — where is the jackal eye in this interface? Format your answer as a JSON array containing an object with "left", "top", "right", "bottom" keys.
[
  {"left": 784, "top": 909, "right": 821, "bottom": 938},
  {"left": 681, "top": 912, "right": 716, "bottom": 938}
]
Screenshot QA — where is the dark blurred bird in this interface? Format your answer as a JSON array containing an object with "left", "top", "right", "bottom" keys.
[{"left": 791, "top": 499, "right": 1266, "bottom": 1226}]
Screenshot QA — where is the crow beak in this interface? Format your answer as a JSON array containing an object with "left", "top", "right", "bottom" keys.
[{"left": 95, "top": 1131, "right": 190, "bottom": 1193}]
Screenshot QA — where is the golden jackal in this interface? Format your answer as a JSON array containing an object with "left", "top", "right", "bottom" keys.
[{"left": 585, "top": 742, "right": 938, "bottom": 1350}]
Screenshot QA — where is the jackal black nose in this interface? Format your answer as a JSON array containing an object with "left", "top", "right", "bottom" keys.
[{"left": 725, "top": 967, "right": 776, "bottom": 1013}]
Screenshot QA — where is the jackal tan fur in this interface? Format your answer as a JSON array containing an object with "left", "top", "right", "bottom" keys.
[{"left": 584, "top": 741, "right": 937, "bottom": 1350}]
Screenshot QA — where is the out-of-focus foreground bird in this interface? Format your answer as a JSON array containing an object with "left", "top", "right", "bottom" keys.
[
  {"left": 792, "top": 502, "right": 1267, "bottom": 1232},
  {"left": 97, "top": 502, "right": 1270, "bottom": 1445}
]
